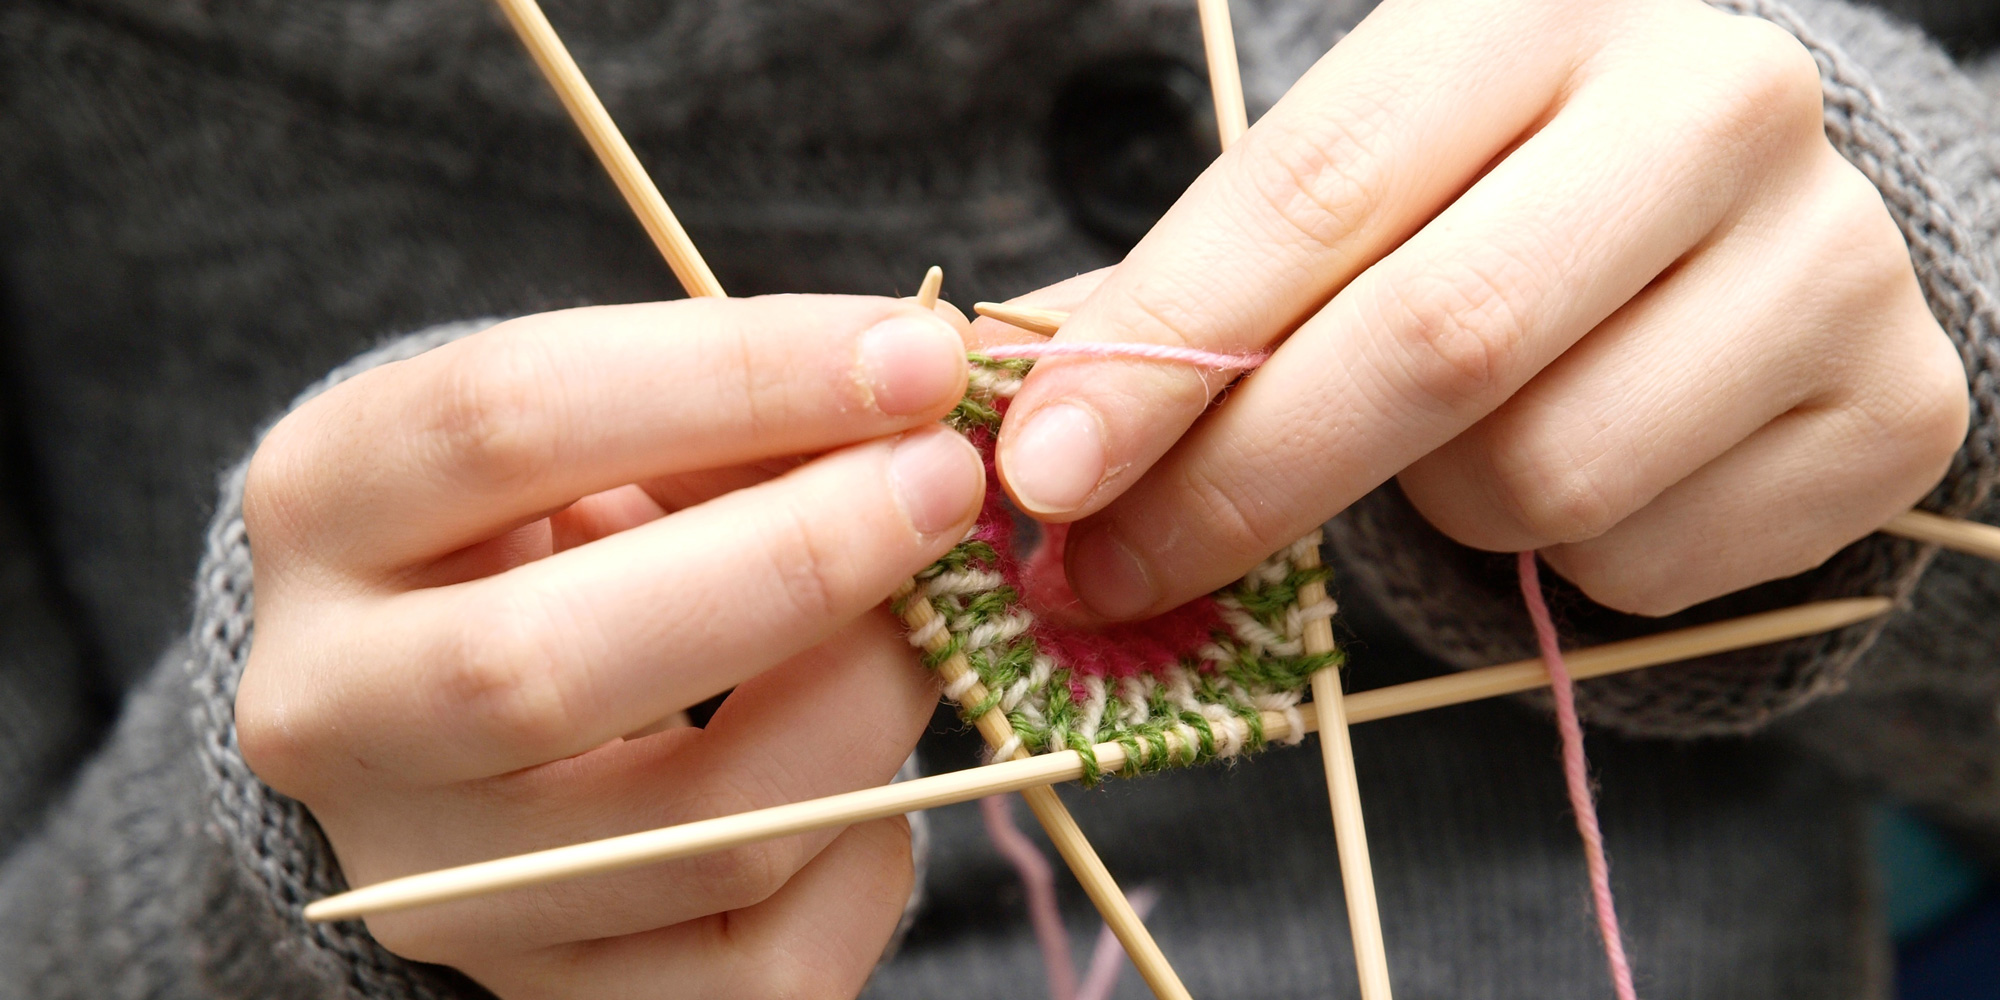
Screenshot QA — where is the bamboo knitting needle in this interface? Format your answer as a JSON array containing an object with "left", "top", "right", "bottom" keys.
[
  {"left": 490, "top": 0, "right": 724, "bottom": 299},
  {"left": 1183, "top": 3, "right": 1393, "bottom": 994},
  {"left": 1879, "top": 509, "right": 2000, "bottom": 562},
  {"left": 972, "top": 301, "right": 1065, "bottom": 336},
  {"left": 487, "top": 1, "right": 1181, "bottom": 986},
  {"left": 303, "top": 596, "right": 1890, "bottom": 922},
  {"left": 915, "top": 265, "right": 945, "bottom": 309},
  {"left": 893, "top": 580, "right": 1194, "bottom": 1000},
  {"left": 1297, "top": 544, "right": 1393, "bottom": 1000},
  {"left": 915, "top": 264, "right": 1189, "bottom": 998},
  {"left": 1195, "top": 0, "right": 1250, "bottom": 147},
  {"left": 975, "top": 306, "right": 2000, "bottom": 567}
]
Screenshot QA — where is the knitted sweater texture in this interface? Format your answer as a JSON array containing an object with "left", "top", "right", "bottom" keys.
[{"left": 1, "top": 0, "right": 1997, "bottom": 996}]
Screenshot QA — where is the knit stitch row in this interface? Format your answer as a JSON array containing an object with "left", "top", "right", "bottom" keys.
[{"left": 900, "top": 356, "right": 1338, "bottom": 778}]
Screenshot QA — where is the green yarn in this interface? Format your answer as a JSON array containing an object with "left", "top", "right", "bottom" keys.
[{"left": 900, "top": 358, "right": 1342, "bottom": 784}]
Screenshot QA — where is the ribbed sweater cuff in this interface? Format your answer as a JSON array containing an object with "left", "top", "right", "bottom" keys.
[{"left": 186, "top": 323, "right": 500, "bottom": 998}]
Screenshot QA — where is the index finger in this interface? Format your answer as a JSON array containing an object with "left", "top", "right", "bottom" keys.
[
  {"left": 247, "top": 295, "right": 967, "bottom": 576},
  {"left": 994, "top": 0, "right": 1591, "bottom": 519}
]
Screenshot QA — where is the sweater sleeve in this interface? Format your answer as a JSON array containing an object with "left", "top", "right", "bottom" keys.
[
  {"left": 0, "top": 324, "right": 497, "bottom": 1000},
  {"left": 1324, "top": 0, "right": 2000, "bottom": 738}
]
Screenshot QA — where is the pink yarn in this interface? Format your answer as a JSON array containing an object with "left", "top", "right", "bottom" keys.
[
  {"left": 981, "top": 792, "right": 1159, "bottom": 1000},
  {"left": 1516, "top": 552, "right": 1639, "bottom": 1000},
  {"left": 970, "top": 353, "right": 1633, "bottom": 998},
  {"left": 1078, "top": 886, "right": 1159, "bottom": 1000},
  {"left": 982, "top": 341, "right": 1267, "bottom": 369},
  {"left": 962, "top": 414, "right": 1230, "bottom": 687},
  {"left": 961, "top": 346, "right": 1258, "bottom": 687},
  {"left": 981, "top": 794, "right": 1077, "bottom": 1000}
]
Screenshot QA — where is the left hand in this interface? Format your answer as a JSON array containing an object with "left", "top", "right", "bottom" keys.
[{"left": 987, "top": 0, "right": 1969, "bottom": 619}]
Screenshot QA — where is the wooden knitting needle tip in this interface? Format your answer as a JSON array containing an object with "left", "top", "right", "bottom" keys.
[
  {"left": 488, "top": 0, "right": 726, "bottom": 299},
  {"left": 302, "top": 596, "right": 1890, "bottom": 924},
  {"left": 972, "top": 301, "right": 1065, "bottom": 337},
  {"left": 915, "top": 266, "right": 944, "bottom": 309},
  {"left": 1879, "top": 508, "right": 2000, "bottom": 562}
]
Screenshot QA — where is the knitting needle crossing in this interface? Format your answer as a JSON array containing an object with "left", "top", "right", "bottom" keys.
[{"left": 302, "top": 596, "right": 1892, "bottom": 923}]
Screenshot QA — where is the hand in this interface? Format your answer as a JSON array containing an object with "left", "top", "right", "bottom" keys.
[
  {"left": 991, "top": 0, "right": 1968, "bottom": 618},
  {"left": 235, "top": 295, "right": 982, "bottom": 997}
]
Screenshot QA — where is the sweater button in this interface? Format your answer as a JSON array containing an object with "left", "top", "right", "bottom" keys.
[{"left": 1050, "top": 56, "right": 1220, "bottom": 249}]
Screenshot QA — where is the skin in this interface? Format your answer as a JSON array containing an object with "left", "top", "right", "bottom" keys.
[
  {"left": 237, "top": 0, "right": 1971, "bottom": 995},
  {"left": 993, "top": 0, "right": 1968, "bottom": 622},
  {"left": 239, "top": 295, "right": 987, "bottom": 997}
]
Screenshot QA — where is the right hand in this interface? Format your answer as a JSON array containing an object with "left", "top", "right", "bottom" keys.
[{"left": 235, "top": 295, "right": 983, "bottom": 997}]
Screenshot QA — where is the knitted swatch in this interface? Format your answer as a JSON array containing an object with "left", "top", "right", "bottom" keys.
[{"left": 895, "top": 355, "right": 1338, "bottom": 777}]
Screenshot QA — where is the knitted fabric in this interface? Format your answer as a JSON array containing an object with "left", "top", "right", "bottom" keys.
[
  {"left": 897, "top": 356, "right": 1337, "bottom": 776},
  {"left": 0, "top": 0, "right": 1995, "bottom": 995}
]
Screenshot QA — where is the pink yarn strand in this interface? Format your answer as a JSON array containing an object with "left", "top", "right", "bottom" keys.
[
  {"left": 1077, "top": 886, "right": 1158, "bottom": 1000},
  {"left": 980, "top": 794, "right": 1078, "bottom": 1000},
  {"left": 980, "top": 341, "right": 1267, "bottom": 370},
  {"left": 1516, "top": 551, "right": 1640, "bottom": 1000}
]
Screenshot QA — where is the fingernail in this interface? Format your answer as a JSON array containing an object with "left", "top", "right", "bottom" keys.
[
  {"left": 890, "top": 428, "right": 984, "bottom": 536},
  {"left": 1003, "top": 403, "right": 1105, "bottom": 515},
  {"left": 859, "top": 315, "right": 965, "bottom": 416},
  {"left": 1067, "top": 526, "right": 1158, "bottom": 620}
]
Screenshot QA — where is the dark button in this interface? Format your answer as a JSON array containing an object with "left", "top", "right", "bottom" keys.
[{"left": 1050, "top": 56, "right": 1221, "bottom": 249}]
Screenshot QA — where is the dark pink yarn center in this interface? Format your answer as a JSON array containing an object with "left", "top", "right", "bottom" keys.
[{"left": 965, "top": 424, "right": 1223, "bottom": 689}]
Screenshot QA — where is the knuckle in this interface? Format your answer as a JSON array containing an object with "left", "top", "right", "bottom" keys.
[
  {"left": 1234, "top": 107, "right": 1388, "bottom": 254},
  {"left": 1123, "top": 289, "right": 1211, "bottom": 352},
  {"left": 854, "top": 817, "right": 917, "bottom": 916},
  {"left": 726, "top": 823, "right": 913, "bottom": 998},
  {"left": 427, "top": 333, "right": 563, "bottom": 493},
  {"left": 1495, "top": 451, "right": 1622, "bottom": 545},
  {"left": 718, "top": 318, "right": 789, "bottom": 441},
  {"left": 1547, "top": 546, "right": 1682, "bottom": 617},
  {"left": 1806, "top": 164, "right": 1902, "bottom": 272},
  {"left": 234, "top": 658, "right": 321, "bottom": 797},
  {"left": 241, "top": 418, "right": 308, "bottom": 548},
  {"left": 1588, "top": 578, "right": 1689, "bottom": 618},
  {"left": 363, "top": 914, "right": 455, "bottom": 965},
  {"left": 1366, "top": 258, "right": 1533, "bottom": 412},
  {"left": 1705, "top": 19, "right": 1824, "bottom": 142},
  {"left": 436, "top": 593, "right": 581, "bottom": 759},
  {"left": 687, "top": 837, "right": 800, "bottom": 915},
  {"left": 1178, "top": 462, "right": 1298, "bottom": 566},
  {"left": 1896, "top": 339, "right": 1972, "bottom": 476},
  {"left": 754, "top": 500, "right": 854, "bottom": 625}
]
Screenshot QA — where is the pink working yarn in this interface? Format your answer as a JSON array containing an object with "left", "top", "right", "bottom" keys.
[
  {"left": 1517, "top": 552, "right": 1640, "bottom": 1000},
  {"left": 980, "top": 795, "right": 1077, "bottom": 1000},
  {"left": 981, "top": 793, "right": 1158, "bottom": 1000}
]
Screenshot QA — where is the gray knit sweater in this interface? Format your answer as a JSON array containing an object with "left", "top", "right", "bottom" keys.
[{"left": 1, "top": 0, "right": 1997, "bottom": 996}]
